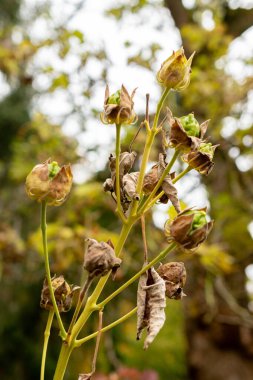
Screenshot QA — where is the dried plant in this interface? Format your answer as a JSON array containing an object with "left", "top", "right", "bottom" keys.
[{"left": 25, "top": 47, "right": 216, "bottom": 380}]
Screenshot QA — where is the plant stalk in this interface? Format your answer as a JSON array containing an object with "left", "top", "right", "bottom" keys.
[
  {"left": 41, "top": 202, "right": 66, "bottom": 339},
  {"left": 40, "top": 310, "right": 54, "bottom": 380}
]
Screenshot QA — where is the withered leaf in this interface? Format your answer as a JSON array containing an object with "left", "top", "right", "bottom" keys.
[
  {"left": 78, "top": 373, "right": 92, "bottom": 380},
  {"left": 136, "top": 266, "right": 166, "bottom": 349},
  {"left": 162, "top": 175, "right": 181, "bottom": 213},
  {"left": 123, "top": 172, "right": 139, "bottom": 200}
]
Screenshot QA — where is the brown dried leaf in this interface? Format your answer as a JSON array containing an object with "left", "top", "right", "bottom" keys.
[
  {"left": 157, "top": 262, "right": 186, "bottom": 299},
  {"left": 136, "top": 266, "right": 166, "bottom": 349},
  {"left": 123, "top": 172, "right": 140, "bottom": 200},
  {"left": 162, "top": 175, "right": 181, "bottom": 213}
]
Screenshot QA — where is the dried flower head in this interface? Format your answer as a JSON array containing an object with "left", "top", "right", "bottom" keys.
[
  {"left": 157, "top": 262, "right": 186, "bottom": 299},
  {"left": 40, "top": 275, "right": 79, "bottom": 312},
  {"left": 143, "top": 154, "right": 180, "bottom": 212},
  {"left": 165, "top": 208, "right": 213, "bottom": 249},
  {"left": 101, "top": 85, "right": 137, "bottom": 125},
  {"left": 182, "top": 142, "right": 218, "bottom": 175},
  {"left": 157, "top": 47, "right": 195, "bottom": 90},
  {"left": 84, "top": 238, "right": 122, "bottom": 278},
  {"left": 26, "top": 159, "right": 73, "bottom": 206},
  {"left": 167, "top": 108, "right": 209, "bottom": 152},
  {"left": 137, "top": 267, "right": 166, "bottom": 349}
]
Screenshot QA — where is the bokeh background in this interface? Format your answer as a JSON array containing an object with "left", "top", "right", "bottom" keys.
[{"left": 1, "top": 0, "right": 253, "bottom": 379}]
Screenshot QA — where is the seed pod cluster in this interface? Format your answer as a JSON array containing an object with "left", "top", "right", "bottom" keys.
[
  {"left": 165, "top": 208, "right": 213, "bottom": 249},
  {"left": 136, "top": 266, "right": 166, "bottom": 349},
  {"left": 40, "top": 275, "right": 79, "bottom": 312},
  {"left": 84, "top": 238, "right": 122, "bottom": 278},
  {"left": 157, "top": 262, "right": 187, "bottom": 299}
]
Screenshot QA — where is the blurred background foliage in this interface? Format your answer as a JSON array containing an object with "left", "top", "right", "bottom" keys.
[{"left": 0, "top": 0, "right": 253, "bottom": 379}]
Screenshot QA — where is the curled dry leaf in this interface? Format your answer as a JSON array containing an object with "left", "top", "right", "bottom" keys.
[
  {"left": 136, "top": 266, "right": 166, "bottom": 349},
  {"left": 157, "top": 262, "right": 186, "bottom": 299},
  {"left": 78, "top": 374, "right": 92, "bottom": 380},
  {"left": 123, "top": 172, "right": 140, "bottom": 201}
]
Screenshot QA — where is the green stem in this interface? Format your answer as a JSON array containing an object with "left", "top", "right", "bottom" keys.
[
  {"left": 40, "top": 310, "right": 54, "bottom": 380},
  {"left": 130, "top": 87, "right": 170, "bottom": 216},
  {"left": 41, "top": 202, "right": 66, "bottom": 339},
  {"left": 115, "top": 124, "right": 127, "bottom": 223},
  {"left": 152, "top": 87, "right": 170, "bottom": 130},
  {"left": 53, "top": 344, "right": 74, "bottom": 380},
  {"left": 97, "top": 242, "right": 176, "bottom": 309},
  {"left": 141, "top": 166, "right": 192, "bottom": 214},
  {"left": 138, "top": 149, "right": 180, "bottom": 214},
  {"left": 75, "top": 307, "right": 137, "bottom": 347},
  {"left": 53, "top": 221, "right": 135, "bottom": 380}
]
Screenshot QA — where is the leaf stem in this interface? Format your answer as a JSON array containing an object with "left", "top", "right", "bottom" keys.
[
  {"left": 97, "top": 242, "right": 176, "bottom": 309},
  {"left": 75, "top": 307, "right": 137, "bottom": 347},
  {"left": 40, "top": 310, "right": 54, "bottom": 380},
  {"left": 41, "top": 202, "right": 66, "bottom": 339}
]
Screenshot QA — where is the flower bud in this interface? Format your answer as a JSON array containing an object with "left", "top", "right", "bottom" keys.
[
  {"left": 165, "top": 208, "right": 213, "bottom": 249},
  {"left": 84, "top": 238, "right": 122, "bottom": 278},
  {"left": 25, "top": 159, "right": 73, "bottom": 206},
  {"left": 100, "top": 85, "right": 137, "bottom": 125},
  {"left": 157, "top": 47, "right": 195, "bottom": 90},
  {"left": 182, "top": 142, "right": 218, "bottom": 175},
  {"left": 157, "top": 262, "right": 186, "bottom": 299},
  {"left": 40, "top": 275, "right": 79, "bottom": 312}
]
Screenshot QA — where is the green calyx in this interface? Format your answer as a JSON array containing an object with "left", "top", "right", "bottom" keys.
[
  {"left": 48, "top": 161, "right": 61, "bottom": 179},
  {"left": 180, "top": 113, "right": 200, "bottom": 137},
  {"left": 108, "top": 90, "right": 121, "bottom": 105},
  {"left": 199, "top": 142, "right": 214, "bottom": 158}
]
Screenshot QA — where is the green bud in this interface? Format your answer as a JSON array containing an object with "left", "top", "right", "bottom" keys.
[
  {"left": 199, "top": 142, "right": 214, "bottom": 158},
  {"left": 48, "top": 161, "right": 61, "bottom": 179},
  {"left": 179, "top": 113, "right": 200, "bottom": 137},
  {"left": 107, "top": 90, "right": 121, "bottom": 105}
]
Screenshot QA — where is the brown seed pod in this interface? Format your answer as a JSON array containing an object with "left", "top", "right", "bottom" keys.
[
  {"left": 40, "top": 275, "right": 79, "bottom": 313},
  {"left": 136, "top": 266, "right": 166, "bottom": 349},
  {"left": 100, "top": 84, "right": 137, "bottom": 125},
  {"left": 84, "top": 238, "right": 122, "bottom": 278},
  {"left": 165, "top": 208, "right": 213, "bottom": 249},
  {"left": 166, "top": 108, "right": 210, "bottom": 152},
  {"left": 157, "top": 262, "right": 186, "bottom": 299},
  {"left": 182, "top": 143, "right": 218, "bottom": 176}
]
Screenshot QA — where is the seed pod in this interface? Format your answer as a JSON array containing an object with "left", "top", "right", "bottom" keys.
[
  {"left": 26, "top": 159, "right": 73, "bottom": 206},
  {"left": 84, "top": 238, "right": 121, "bottom": 278},
  {"left": 40, "top": 275, "right": 79, "bottom": 312},
  {"left": 165, "top": 208, "right": 213, "bottom": 249},
  {"left": 100, "top": 85, "right": 137, "bottom": 125},
  {"left": 157, "top": 262, "right": 186, "bottom": 299},
  {"left": 137, "top": 266, "right": 166, "bottom": 349},
  {"left": 157, "top": 47, "right": 195, "bottom": 90},
  {"left": 167, "top": 108, "right": 209, "bottom": 152},
  {"left": 182, "top": 142, "right": 218, "bottom": 175}
]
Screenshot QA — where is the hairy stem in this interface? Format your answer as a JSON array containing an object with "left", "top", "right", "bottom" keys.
[
  {"left": 40, "top": 310, "right": 54, "bottom": 380},
  {"left": 41, "top": 202, "right": 66, "bottom": 338}
]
